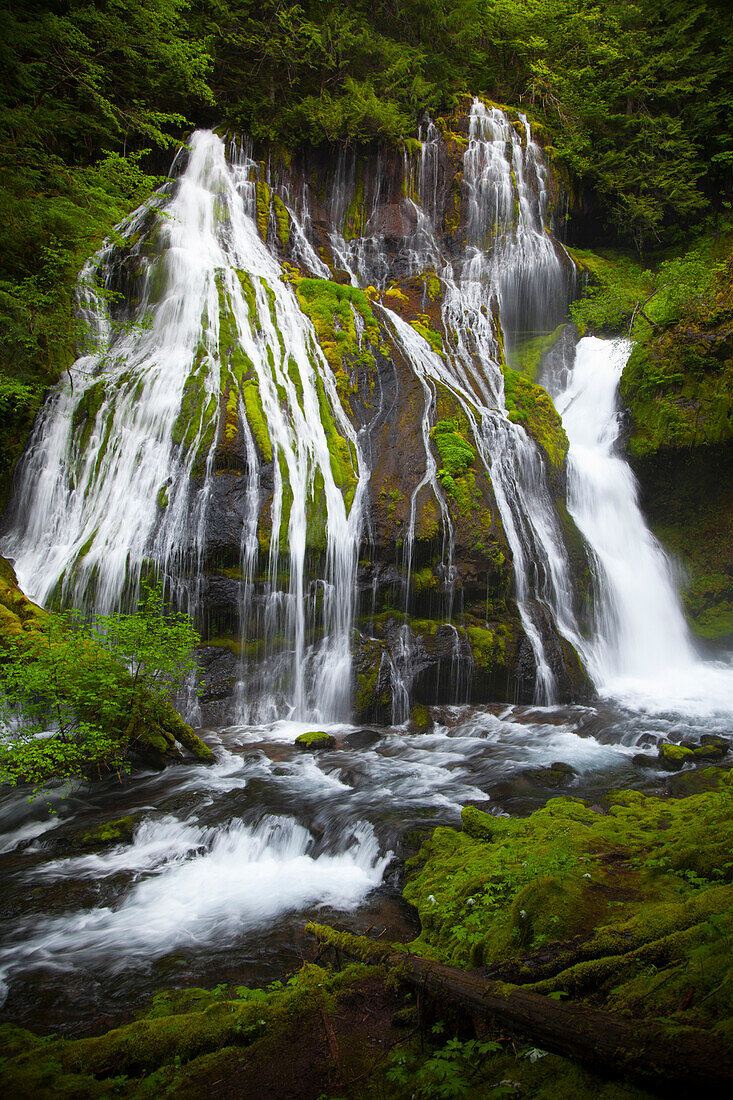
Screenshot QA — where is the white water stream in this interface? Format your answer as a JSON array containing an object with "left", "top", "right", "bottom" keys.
[
  {"left": 1, "top": 133, "right": 367, "bottom": 723},
  {"left": 557, "top": 336, "right": 733, "bottom": 715}
]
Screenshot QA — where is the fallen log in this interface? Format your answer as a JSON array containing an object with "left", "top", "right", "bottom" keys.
[{"left": 306, "top": 923, "right": 732, "bottom": 1092}]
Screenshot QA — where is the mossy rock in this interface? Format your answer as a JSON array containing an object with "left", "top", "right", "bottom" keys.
[
  {"left": 523, "top": 761, "right": 578, "bottom": 788},
  {"left": 408, "top": 704, "right": 433, "bottom": 734},
  {"left": 294, "top": 730, "right": 335, "bottom": 751},
  {"left": 657, "top": 742, "right": 694, "bottom": 769},
  {"left": 71, "top": 815, "right": 135, "bottom": 849}
]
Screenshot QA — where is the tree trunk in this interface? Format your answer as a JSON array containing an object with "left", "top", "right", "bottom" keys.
[{"left": 306, "top": 924, "right": 732, "bottom": 1092}]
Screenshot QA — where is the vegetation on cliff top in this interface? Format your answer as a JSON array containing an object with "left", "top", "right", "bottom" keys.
[{"left": 2, "top": 0, "right": 731, "bottom": 497}]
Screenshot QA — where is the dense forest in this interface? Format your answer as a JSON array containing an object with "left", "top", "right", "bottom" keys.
[{"left": 1, "top": 3, "right": 732, "bottom": 1098}]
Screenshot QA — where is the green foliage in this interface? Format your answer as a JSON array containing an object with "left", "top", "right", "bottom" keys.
[
  {"left": 404, "top": 779, "right": 733, "bottom": 1031},
  {"left": 0, "top": 609, "right": 133, "bottom": 791},
  {"left": 0, "top": 576, "right": 204, "bottom": 792},
  {"left": 92, "top": 579, "right": 200, "bottom": 704},
  {"left": 569, "top": 250, "right": 654, "bottom": 334},
  {"left": 207, "top": 1, "right": 733, "bottom": 250},
  {"left": 617, "top": 230, "right": 733, "bottom": 459},
  {"left": 385, "top": 1036, "right": 503, "bottom": 1099}
]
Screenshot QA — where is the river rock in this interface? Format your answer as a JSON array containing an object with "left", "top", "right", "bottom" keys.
[
  {"left": 522, "top": 761, "right": 578, "bottom": 788},
  {"left": 294, "top": 731, "right": 335, "bottom": 751}
]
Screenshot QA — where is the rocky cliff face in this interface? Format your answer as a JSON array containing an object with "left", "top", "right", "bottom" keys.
[{"left": 1, "top": 98, "right": 593, "bottom": 723}]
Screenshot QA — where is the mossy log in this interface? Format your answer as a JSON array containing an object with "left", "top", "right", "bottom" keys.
[{"left": 306, "top": 924, "right": 733, "bottom": 1091}]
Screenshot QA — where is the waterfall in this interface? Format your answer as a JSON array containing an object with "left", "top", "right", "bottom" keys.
[
  {"left": 2, "top": 99, "right": 593, "bottom": 714},
  {"left": 556, "top": 336, "right": 733, "bottom": 713},
  {"left": 1, "top": 133, "right": 366, "bottom": 723}
]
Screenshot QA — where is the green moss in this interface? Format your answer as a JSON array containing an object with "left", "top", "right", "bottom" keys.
[
  {"left": 411, "top": 566, "right": 437, "bottom": 594},
  {"left": 313, "top": 373, "right": 358, "bottom": 508},
  {"left": 409, "top": 315, "right": 444, "bottom": 356},
  {"left": 568, "top": 248, "right": 654, "bottom": 334},
  {"left": 425, "top": 273, "right": 442, "bottom": 301},
  {"left": 255, "top": 179, "right": 271, "bottom": 239},
  {"left": 659, "top": 742, "right": 693, "bottom": 764},
  {"left": 684, "top": 573, "right": 733, "bottom": 639},
  {"left": 409, "top": 704, "right": 432, "bottom": 733},
  {"left": 223, "top": 386, "right": 238, "bottom": 443},
  {"left": 296, "top": 277, "right": 379, "bottom": 377},
  {"left": 404, "top": 776, "right": 733, "bottom": 1033},
  {"left": 272, "top": 194, "right": 290, "bottom": 248},
  {"left": 620, "top": 341, "right": 733, "bottom": 460},
  {"left": 234, "top": 269, "right": 261, "bottom": 334},
  {"left": 466, "top": 624, "right": 506, "bottom": 670},
  {"left": 294, "top": 730, "right": 334, "bottom": 749},
  {"left": 72, "top": 815, "right": 134, "bottom": 848},
  {"left": 0, "top": 964, "right": 377, "bottom": 1095},
  {"left": 503, "top": 369, "right": 568, "bottom": 474},
  {"left": 343, "top": 176, "right": 365, "bottom": 241},
  {"left": 241, "top": 379, "right": 272, "bottom": 462},
  {"left": 430, "top": 417, "right": 476, "bottom": 482},
  {"left": 171, "top": 348, "right": 215, "bottom": 465}
]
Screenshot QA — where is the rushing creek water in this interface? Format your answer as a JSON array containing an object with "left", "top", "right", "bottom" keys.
[
  {"left": 1, "top": 331, "right": 732, "bottom": 1033},
  {"left": 1, "top": 693, "right": 732, "bottom": 1036}
]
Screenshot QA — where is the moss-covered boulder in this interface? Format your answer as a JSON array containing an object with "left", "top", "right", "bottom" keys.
[
  {"left": 294, "top": 730, "right": 335, "bottom": 751},
  {"left": 403, "top": 776, "right": 733, "bottom": 1048},
  {"left": 71, "top": 815, "right": 136, "bottom": 849},
  {"left": 658, "top": 737, "right": 729, "bottom": 770}
]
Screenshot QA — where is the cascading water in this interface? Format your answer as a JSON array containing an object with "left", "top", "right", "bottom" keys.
[
  {"left": 2, "top": 97, "right": 588, "bottom": 716},
  {"left": 1, "top": 132, "right": 366, "bottom": 723},
  {"left": 2, "top": 104, "right": 733, "bottom": 1037},
  {"left": 556, "top": 335, "right": 733, "bottom": 713},
  {"left": 388, "top": 99, "right": 586, "bottom": 702}
]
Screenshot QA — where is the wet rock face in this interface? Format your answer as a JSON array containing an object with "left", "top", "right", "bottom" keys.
[
  {"left": 3, "top": 103, "right": 591, "bottom": 724},
  {"left": 187, "top": 114, "right": 591, "bottom": 719}
]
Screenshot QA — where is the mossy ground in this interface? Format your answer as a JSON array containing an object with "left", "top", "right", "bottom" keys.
[
  {"left": 0, "top": 958, "right": 655, "bottom": 1099},
  {"left": 403, "top": 777, "right": 733, "bottom": 1042}
]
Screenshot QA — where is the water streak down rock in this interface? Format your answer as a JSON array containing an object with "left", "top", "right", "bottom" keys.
[{"left": 1, "top": 99, "right": 593, "bottom": 723}]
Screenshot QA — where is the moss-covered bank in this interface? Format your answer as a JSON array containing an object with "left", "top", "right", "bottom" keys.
[{"left": 404, "top": 775, "right": 733, "bottom": 1040}]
